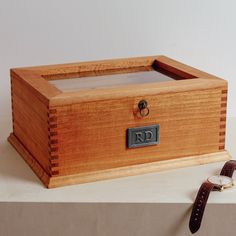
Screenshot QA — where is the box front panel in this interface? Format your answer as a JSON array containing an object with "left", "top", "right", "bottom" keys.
[{"left": 50, "top": 87, "right": 226, "bottom": 176}]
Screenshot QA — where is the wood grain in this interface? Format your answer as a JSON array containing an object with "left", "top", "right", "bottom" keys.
[
  {"left": 11, "top": 74, "right": 51, "bottom": 174},
  {"left": 50, "top": 88, "right": 225, "bottom": 176},
  {"left": 8, "top": 55, "right": 229, "bottom": 188},
  {"left": 8, "top": 133, "right": 231, "bottom": 188}
]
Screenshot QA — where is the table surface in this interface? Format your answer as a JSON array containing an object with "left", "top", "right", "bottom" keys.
[{"left": 1, "top": 113, "right": 235, "bottom": 203}]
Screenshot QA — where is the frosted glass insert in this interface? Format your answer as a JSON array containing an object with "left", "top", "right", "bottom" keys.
[{"left": 48, "top": 70, "right": 176, "bottom": 92}]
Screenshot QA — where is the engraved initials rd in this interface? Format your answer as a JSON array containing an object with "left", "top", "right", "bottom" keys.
[{"left": 135, "top": 130, "right": 153, "bottom": 143}]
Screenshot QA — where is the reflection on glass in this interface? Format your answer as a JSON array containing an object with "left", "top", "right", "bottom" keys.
[{"left": 48, "top": 69, "right": 181, "bottom": 92}]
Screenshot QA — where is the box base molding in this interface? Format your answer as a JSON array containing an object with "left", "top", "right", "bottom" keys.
[{"left": 8, "top": 133, "right": 231, "bottom": 188}]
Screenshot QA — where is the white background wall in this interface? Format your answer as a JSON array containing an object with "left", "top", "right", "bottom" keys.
[{"left": 1, "top": 0, "right": 236, "bottom": 121}]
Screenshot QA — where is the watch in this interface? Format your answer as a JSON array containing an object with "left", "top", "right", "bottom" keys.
[{"left": 189, "top": 160, "right": 236, "bottom": 234}]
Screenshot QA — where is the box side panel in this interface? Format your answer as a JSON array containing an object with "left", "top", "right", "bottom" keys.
[
  {"left": 51, "top": 87, "right": 227, "bottom": 176},
  {"left": 11, "top": 75, "right": 51, "bottom": 175}
]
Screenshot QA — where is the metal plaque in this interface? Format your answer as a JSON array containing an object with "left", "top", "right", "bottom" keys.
[{"left": 127, "top": 125, "right": 160, "bottom": 148}]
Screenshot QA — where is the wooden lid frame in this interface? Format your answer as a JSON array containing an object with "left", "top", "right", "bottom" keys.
[{"left": 10, "top": 55, "right": 227, "bottom": 107}]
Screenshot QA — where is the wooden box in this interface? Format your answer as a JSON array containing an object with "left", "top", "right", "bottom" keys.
[{"left": 8, "top": 56, "right": 230, "bottom": 188}]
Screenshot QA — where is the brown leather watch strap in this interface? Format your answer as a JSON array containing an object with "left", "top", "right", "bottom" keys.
[
  {"left": 220, "top": 160, "right": 236, "bottom": 178},
  {"left": 189, "top": 181, "right": 215, "bottom": 234}
]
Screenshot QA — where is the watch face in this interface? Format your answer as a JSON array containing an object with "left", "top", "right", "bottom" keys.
[{"left": 207, "top": 175, "right": 233, "bottom": 187}]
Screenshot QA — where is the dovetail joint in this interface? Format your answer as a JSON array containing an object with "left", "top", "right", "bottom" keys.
[
  {"left": 48, "top": 107, "right": 59, "bottom": 176},
  {"left": 219, "top": 90, "right": 227, "bottom": 150}
]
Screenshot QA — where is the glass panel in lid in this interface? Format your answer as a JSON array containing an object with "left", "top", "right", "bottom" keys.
[{"left": 47, "top": 67, "right": 187, "bottom": 92}]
